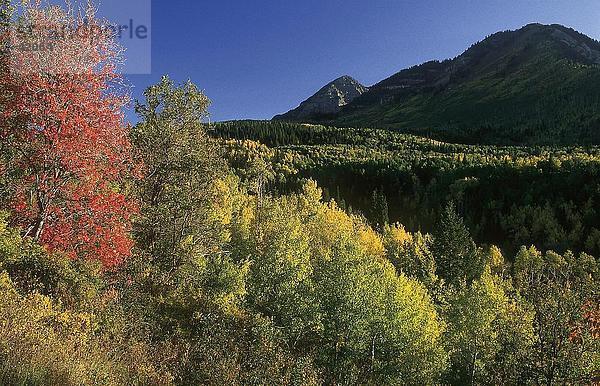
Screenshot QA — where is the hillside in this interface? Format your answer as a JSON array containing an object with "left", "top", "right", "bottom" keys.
[
  {"left": 212, "top": 120, "right": 600, "bottom": 257},
  {"left": 1, "top": 2, "right": 598, "bottom": 385},
  {"left": 275, "top": 24, "right": 600, "bottom": 145}
]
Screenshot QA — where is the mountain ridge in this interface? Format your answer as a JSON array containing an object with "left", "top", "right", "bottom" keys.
[{"left": 274, "top": 23, "right": 600, "bottom": 144}]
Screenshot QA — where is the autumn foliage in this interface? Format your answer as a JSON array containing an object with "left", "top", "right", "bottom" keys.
[
  {"left": 0, "top": 2, "right": 597, "bottom": 385},
  {"left": 0, "top": 3, "right": 136, "bottom": 267}
]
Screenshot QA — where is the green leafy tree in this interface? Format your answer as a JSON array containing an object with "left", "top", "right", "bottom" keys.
[
  {"left": 130, "top": 76, "right": 247, "bottom": 317},
  {"left": 234, "top": 193, "right": 320, "bottom": 345},
  {"left": 228, "top": 181, "right": 447, "bottom": 384},
  {"left": 485, "top": 245, "right": 508, "bottom": 278},
  {"left": 132, "top": 75, "right": 225, "bottom": 271},
  {"left": 444, "top": 270, "right": 534, "bottom": 385},
  {"left": 128, "top": 78, "right": 297, "bottom": 384},
  {"left": 383, "top": 224, "right": 437, "bottom": 287},
  {"left": 513, "top": 246, "right": 599, "bottom": 384},
  {"left": 314, "top": 239, "right": 447, "bottom": 384}
]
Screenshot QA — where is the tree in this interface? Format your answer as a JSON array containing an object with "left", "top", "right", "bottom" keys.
[
  {"left": 383, "top": 223, "right": 437, "bottom": 287},
  {"left": 513, "top": 246, "right": 599, "bottom": 384},
  {"left": 0, "top": 0, "right": 12, "bottom": 200},
  {"left": 129, "top": 78, "right": 309, "bottom": 384},
  {"left": 232, "top": 191, "right": 320, "bottom": 345},
  {"left": 433, "top": 201, "right": 484, "bottom": 286},
  {"left": 0, "top": 0, "right": 11, "bottom": 38},
  {"left": 0, "top": 3, "right": 136, "bottom": 267},
  {"left": 226, "top": 180, "right": 447, "bottom": 384},
  {"left": 486, "top": 245, "right": 507, "bottom": 278},
  {"left": 131, "top": 75, "right": 224, "bottom": 272},
  {"left": 129, "top": 76, "right": 253, "bottom": 325},
  {"left": 370, "top": 188, "right": 389, "bottom": 230},
  {"left": 444, "top": 270, "right": 534, "bottom": 385},
  {"left": 314, "top": 239, "right": 447, "bottom": 384},
  {"left": 0, "top": 0, "right": 11, "bottom": 39}
]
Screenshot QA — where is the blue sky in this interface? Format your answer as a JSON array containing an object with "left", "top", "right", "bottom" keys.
[{"left": 120, "top": 0, "right": 600, "bottom": 122}]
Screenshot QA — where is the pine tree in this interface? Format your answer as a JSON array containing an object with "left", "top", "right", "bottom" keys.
[
  {"left": 432, "top": 201, "right": 484, "bottom": 286},
  {"left": 370, "top": 188, "right": 389, "bottom": 230}
]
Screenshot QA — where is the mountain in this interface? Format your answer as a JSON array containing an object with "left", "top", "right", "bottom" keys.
[
  {"left": 273, "top": 75, "right": 368, "bottom": 121},
  {"left": 275, "top": 24, "right": 600, "bottom": 144}
]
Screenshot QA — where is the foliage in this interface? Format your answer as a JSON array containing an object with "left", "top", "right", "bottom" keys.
[
  {"left": 211, "top": 119, "right": 600, "bottom": 384},
  {"left": 0, "top": 216, "right": 172, "bottom": 386},
  {"left": 212, "top": 120, "right": 600, "bottom": 259},
  {"left": 0, "top": 3, "right": 598, "bottom": 381},
  {"left": 224, "top": 180, "right": 447, "bottom": 384},
  {"left": 383, "top": 223, "right": 437, "bottom": 286},
  {"left": 0, "top": 2, "right": 136, "bottom": 267},
  {"left": 513, "top": 246, "right": 600, "bottom": 384},
  {"left": 432, "top": 201, "right": 484, "bottom": 286},
  {"left": 125, "top": 78, "right": 322, "bottom": 384},
  {"left": 443, "top": 270, "right": 534, "bottom": 385},
  {"left": 131, "top": 75, "right": 223, "bottom": 272},
  {"left": 370, "top": 188, "right": 389, "bottom": 230}
]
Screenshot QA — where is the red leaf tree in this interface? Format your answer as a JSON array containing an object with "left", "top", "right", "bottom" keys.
[{"left": 0, "top": 2, "right": 137, "bottom": 267}]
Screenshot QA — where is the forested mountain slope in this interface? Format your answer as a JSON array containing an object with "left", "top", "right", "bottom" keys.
[{"left": 276, "top": 24, "right": 600, "bottom": 145}]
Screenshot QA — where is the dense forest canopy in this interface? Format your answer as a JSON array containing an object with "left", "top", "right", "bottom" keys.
[
  {"left": 212, "top": 120, "right": 600, "bottom": 258},
  {"left": 0, "top": 2, "right": 597, "bottom": 385}
]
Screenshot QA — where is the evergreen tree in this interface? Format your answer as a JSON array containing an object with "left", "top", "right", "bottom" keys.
[
  {"left": 370, "top": 188, "right": 389, "bottom": 230},
  {"left": 433, "top": 201, "right": 484, "bottom": 286}
]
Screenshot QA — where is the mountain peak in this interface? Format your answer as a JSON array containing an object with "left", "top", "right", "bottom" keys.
[
  {"left": 358, "top": 22, "right": 600, "bottom": 98},
  {"left": 474, "top": 23, "right": 600, "bottom": 65},
  {"left": 332, "top": 75, "right": 360, "bottom": 84},
  {"left": 273, "top": 76, "right": 368, "bottom": 121},
  {"left": 274, "top": 23, "right": 600, "bottom": 144}
]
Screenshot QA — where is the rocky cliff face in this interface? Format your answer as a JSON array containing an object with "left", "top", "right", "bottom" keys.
[{"left": 273, "top": 76, "right": 368, "bottom": 121}]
